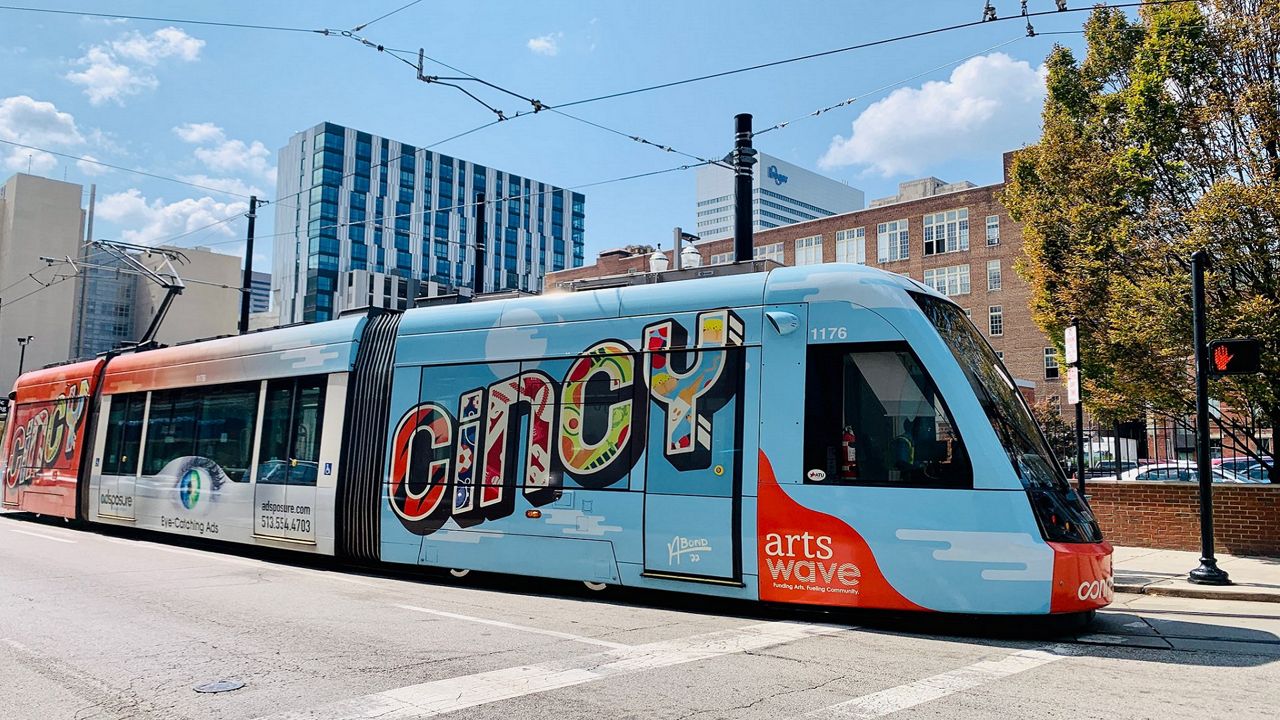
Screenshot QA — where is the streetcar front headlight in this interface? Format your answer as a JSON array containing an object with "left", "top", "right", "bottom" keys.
[{"left": 1027, "top": 487, "right": 1102, "bottom": 543}]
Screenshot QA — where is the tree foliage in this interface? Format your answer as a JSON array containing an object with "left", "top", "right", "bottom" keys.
[{"left": 1002, "top": 1, "right": 1280, "bottom": 468}]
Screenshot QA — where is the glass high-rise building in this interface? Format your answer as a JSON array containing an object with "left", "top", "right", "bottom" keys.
[{"left": 274, "top": 122, "right": 585, "bottom": 324}]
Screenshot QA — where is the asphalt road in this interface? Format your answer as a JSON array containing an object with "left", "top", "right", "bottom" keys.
[{"left": 1, "top": 512, "right": 1277, "bottom": 720}]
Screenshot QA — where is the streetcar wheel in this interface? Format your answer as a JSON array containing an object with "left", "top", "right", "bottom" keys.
[
  {"left": 584, "top": 581, "right": 607, "bottom": 592},
  {"left": 449, "top": 568, "right": 471, "bottom": 578}
]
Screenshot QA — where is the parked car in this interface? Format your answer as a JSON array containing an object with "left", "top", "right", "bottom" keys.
[
  {"left": 1215, "top": 456, "right": 1274, "bottom": 483},
  {"left": 1119, "top": 462, "right": 1258, "bottom": 484},
  {"left": 1087, "top": 460, "right": 1138, "bottom": 477}
]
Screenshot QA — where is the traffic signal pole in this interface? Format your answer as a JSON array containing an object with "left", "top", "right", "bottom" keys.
[{"left": 1189, "top": 250, "right": 1231, "bottom": 585}]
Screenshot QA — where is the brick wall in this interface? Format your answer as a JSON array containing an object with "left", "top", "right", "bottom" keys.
[{"left": 1087, "top": 481, "right": 1280, "bottom": 556}]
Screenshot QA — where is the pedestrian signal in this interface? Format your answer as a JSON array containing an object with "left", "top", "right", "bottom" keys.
[{"left": 1207, "top": 339, "right": 1261, "bottom": 376}]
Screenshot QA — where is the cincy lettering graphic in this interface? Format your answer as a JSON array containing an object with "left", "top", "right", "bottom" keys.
[
  {"left": 389, "top": 309, "right": 744, "bottom": 536},
  {"left": 644, "top": 309, "right": 744, "bottom": 471},
  {"left": 4, "top": 380, "right": 91, "bottom": 489}
]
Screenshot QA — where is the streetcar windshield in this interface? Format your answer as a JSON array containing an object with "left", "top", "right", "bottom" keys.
[{"left": 913, "top": 294, "right": 1069, "bottom": 493}]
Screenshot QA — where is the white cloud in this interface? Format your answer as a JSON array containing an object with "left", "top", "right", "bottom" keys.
[
  {"left": 65, "top": 27, "right": 203, "bottom": 105},
  {"left": 527, "top": 32, "right": 562, "bottom": 56},
  {"left": 96, "top": 189, "right": 247, "bottom": 246},
  {"left": 0, "top": 95, "right": 85, "bottom": 174},
  {"left": 173, "top": 122, "right": 275, "bottom": 185},
  {"left": 0, "top": 95, "right": 84, "bottom": 146},
  {"left": 110, "top": 27, "right": 204, "bottom": 63},
  {"left": 76, "top": 155, "right": 111, "bottom": 176},
  {"left": 818, "top": 53, "right": 1047, "bottom": 177},
  {"left": 173, "top": 122, "right": 225, "bottom": 144},
  {"left": 4, "top": 149, "right": 57, "bottom": 175}
]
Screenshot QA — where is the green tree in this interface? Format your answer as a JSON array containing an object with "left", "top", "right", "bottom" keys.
[{"left": 1002, "top": 0, "right": 1280, "bottom": 479}]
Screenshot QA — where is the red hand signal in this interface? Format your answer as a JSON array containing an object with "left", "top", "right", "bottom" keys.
[{"left": 1213, "top": 344, "right": 1234, "bottom": 372}]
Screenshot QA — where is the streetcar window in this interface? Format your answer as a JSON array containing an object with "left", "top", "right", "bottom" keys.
[
  {"left": 256, "top": 376, "right": 326, "bottom": 486},
  {"left": 913, "top": 293, "right": 1070, "bottom": 493},
  {"left": 194, "top": 385, "right": 259, "bottom": 482},
  {"left": 143, "top": 391, "right": 197, "bottom": 476},
  {"left": 102, "top": 393, "right": 145, "bottom": 475},
  {"left": 804, "top": 343, "right": 972, "bottom": 488},
  {"left": 140, "top": 383, "right": 259, "bottom": 480}
]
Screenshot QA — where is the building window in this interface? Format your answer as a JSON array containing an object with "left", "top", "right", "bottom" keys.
[
  {"left": 989, "top": 305, "right": 1004, "bottom": 337},
  {"left": 1044, "top": 347, "right": 1060, "bottom": 380},
  {"left": 922, "top": 208, "right": 969, "bottom": 255},
  {"left": 877, "top": 219, "right": 909, "bottom": 263},
  {"left": 794, "top": 235, "right": 823, "bottom": 265},
  {"left": 754, "top": 242, "right": 784, "bottom": 264},
  {"left": 835, "top": 227, "right": 866, "bottom": 264},
  {"left": 963, "top": 308, "right": 972, "bottom": 319},
  {"left": 995, "top": 350, "right": 1004, "bottom": 361},
  {"left": 709, "top": 251, "right": 734, "bottom": 266},
  {"left": 986, "top": 215, "right": 1000, "bottom": 246},
  {"left": 987, "top": 259, "right": 1002, "bottom": 291},
  {"left": 922, "top": 264, "right": 971, "bottom": 297}
]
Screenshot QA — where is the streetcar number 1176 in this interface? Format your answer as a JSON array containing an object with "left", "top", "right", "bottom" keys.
[{"left": 811, "top": 327, "right": 848, "bottom": 341}]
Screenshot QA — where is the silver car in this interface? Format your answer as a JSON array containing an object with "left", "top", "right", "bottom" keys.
[{"left": 1118, "top": 462, "right": 1259, "bottom": 484}]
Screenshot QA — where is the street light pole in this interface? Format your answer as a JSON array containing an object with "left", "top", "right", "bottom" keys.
[
  {"left": 1189, "top": 250, "right": 1230, "bottom": 585},
  {"left": 16, "top": 335, "right": 33, "bottom": 375}
]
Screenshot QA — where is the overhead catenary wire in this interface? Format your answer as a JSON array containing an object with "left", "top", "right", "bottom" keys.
[
  {"left": 0, "top": 139, "right": 255, "bottom": 199},
  {"left": 351, "top": 0, "right": 425, "bottom": 32},
  {"left": 753, "top": 35, "right": 1027, "bottom": 137},
  {"left": 0, "top": 4, "right": 326, "bottom": 33},
  {"left": 201, "top": 161, "right": 713, "bottom": 251},
  {"left": 350, "top": 38, "right": 727, "bottom": 167},
  {"left": 547, "top": 0, "right": 1197, "bottom": 110}
]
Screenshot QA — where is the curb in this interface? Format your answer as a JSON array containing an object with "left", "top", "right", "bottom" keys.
[{"left": 1115, "top": 580, "right": 1280, "bottom": 604}]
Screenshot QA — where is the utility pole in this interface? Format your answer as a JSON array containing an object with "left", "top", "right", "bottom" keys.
[
  {"left": 672, "top": 227, "right": 684, "bottom": 271},
  {"left": 472, "top": 192, "right": 486, "bottom": 296},
  {"left": 1189, "top": 250, "right": 1231, "bottom": 585},
  {"left": 732, "top": 114, "right": 757, "bottom": 263},
  {"left": 238, "top": 195, "right": 258, "bottom": 334}
]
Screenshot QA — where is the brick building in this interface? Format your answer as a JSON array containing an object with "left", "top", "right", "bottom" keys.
[{"left": 547, "top": 156, "right": 1065, "bottom": 408}]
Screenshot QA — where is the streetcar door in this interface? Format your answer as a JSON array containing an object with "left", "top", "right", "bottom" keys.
[
  {"left": 254, "top": 376, "right": 324, "bottom": 542},
  {"left": 641, "top": 309, "right": 747, "bottom": 583}
]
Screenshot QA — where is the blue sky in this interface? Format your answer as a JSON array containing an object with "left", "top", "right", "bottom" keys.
[{"left": 0, "top": 1, "right": 1093, "bottom": 275}]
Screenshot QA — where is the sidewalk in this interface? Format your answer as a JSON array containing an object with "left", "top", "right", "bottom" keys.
[{"left": 1113, "top": 545, "right": 1280, "bottom": 603}]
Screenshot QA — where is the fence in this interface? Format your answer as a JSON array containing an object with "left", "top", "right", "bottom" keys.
[{"left": 1074, "top": 409, "right": 1274, "bottom": 481}]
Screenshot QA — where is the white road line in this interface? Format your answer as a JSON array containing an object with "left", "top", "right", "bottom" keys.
[
  {"left": 4, "top": 527, "right": 77, "bottom": 544},
  {"left": 255, "top": 621, "right": 845, "bottom": 720},
  {"left": 800, "top": 644, "right": 1077, "bottom": 719},
  {"left": 395, "top": 603, "right": 630, "bottom": 649}
]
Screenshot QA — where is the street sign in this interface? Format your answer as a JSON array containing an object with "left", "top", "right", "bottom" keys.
[
  {"left": 1064, "top": 325, "right": 1078, "bottom": 365},
  {"left": 1067, "top": 366, "right": 1080, "bottom": 405},
  {"left": 1207, "top": 338, "right": 1262, "bottom": 376}
]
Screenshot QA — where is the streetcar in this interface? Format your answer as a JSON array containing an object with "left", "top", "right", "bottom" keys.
[{"left": 1, "top": 263, "right": 1112, "bottom": 615}]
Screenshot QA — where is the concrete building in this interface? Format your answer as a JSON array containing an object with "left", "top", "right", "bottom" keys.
[
  {"left": 0, "top": 174, "right": 84, "bottom": 390},
  {"left": 694, "top": 152, "right": 863, "bottom": 242},
  {"left": 274, "top": 121, "right": 585, "bottom": 324},
  {"left": 134, "top": 246, "right": 242, "bottom": 347},
  {"left": 549, "top": 154, "right": 1065, "bottom": 409}
]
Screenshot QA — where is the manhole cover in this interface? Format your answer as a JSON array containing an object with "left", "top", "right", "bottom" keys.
[{"left": 193, "top": 680, "right": 245, "bottom": 694}]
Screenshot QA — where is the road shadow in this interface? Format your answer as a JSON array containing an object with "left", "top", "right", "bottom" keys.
[{"left": 4, "top": 511, "right": 1276, "bottom": 668}]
